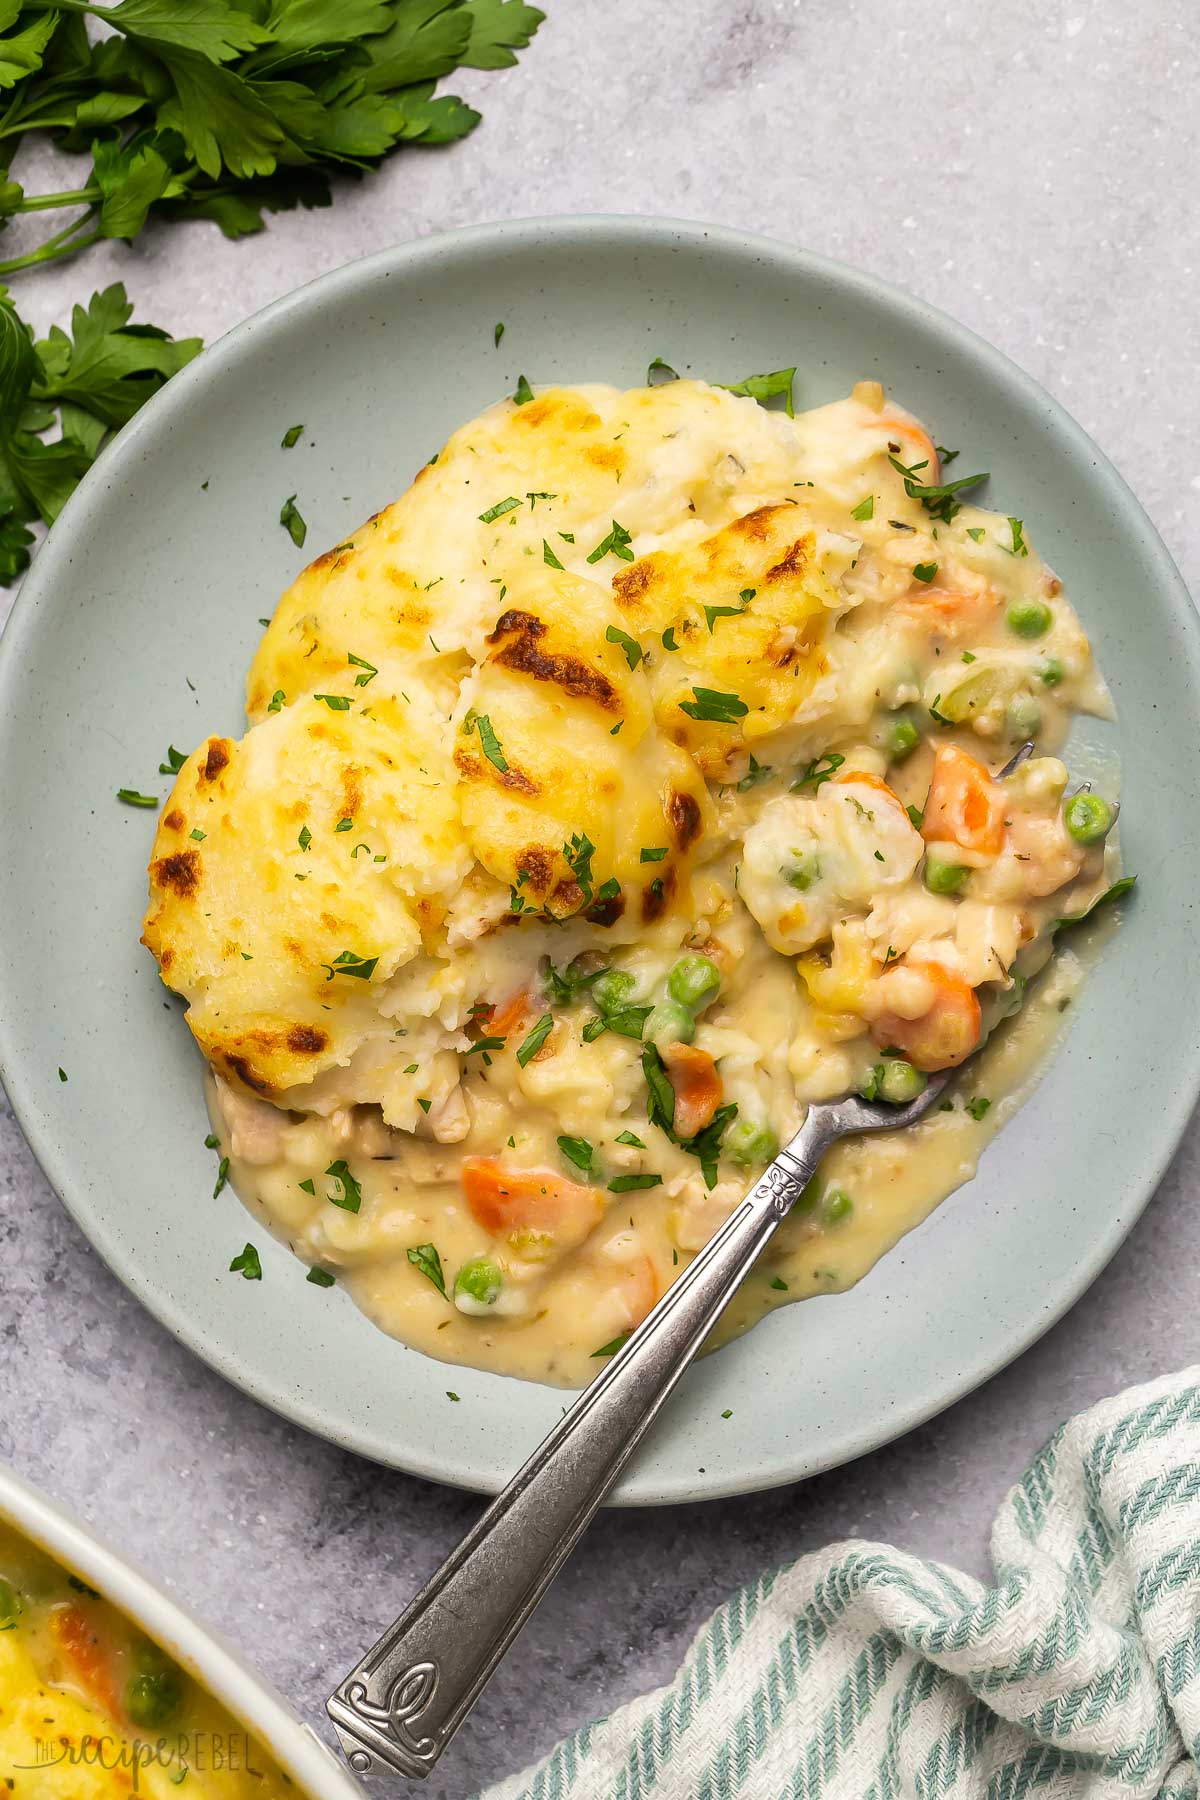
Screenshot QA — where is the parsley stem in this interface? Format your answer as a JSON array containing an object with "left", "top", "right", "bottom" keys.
[
  {"left": 14, "top": 185, "right": 101, "bottom": 213},
  {"left": 0, "top": 214, "right": 100, "bottom": 277}
]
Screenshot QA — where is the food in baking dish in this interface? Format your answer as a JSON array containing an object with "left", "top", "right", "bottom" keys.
[{"left": 142, "top": 375, "right": 1123, "bottom": 1385}]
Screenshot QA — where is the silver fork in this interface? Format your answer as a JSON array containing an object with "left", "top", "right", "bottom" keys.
[{"left": 326, "top": 744, "right": 1036, "bottom": 1781}]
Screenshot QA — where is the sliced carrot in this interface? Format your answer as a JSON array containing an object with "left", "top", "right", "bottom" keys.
[
  {"left": 922, "top": 745, "right": 1005, "bottom": 858},
  {"left": 617, "top": 1255, "right": 659, "bottom": 1328},
  {"left": 830, "top": 769, "right": 908, "bottom": 813},
  {"left": 51, "top": 1605, "right": 124, "bottom": 1719},
  {"left": 900, "top": 585, "right": 997, "bottom": 633},
  {"left": 462, "top": 1158, "right": 603, "bottom": 1241},
  {"left": 662, "top": 1043, "right": 724, "bottom": 1139},
  {"left": 871, "top": 959, "right": 982, "bottom": 1071},
  {"left": 874, "top": 411, "right": 940, "bottom": 481},
  {"left": 469, "top": 987, "right": 534, "bottom": 1042}
]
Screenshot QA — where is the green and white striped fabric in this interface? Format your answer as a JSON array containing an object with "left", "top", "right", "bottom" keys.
[{"left": 481, "top": 1369, "right": 1200, "bottom": 1799}]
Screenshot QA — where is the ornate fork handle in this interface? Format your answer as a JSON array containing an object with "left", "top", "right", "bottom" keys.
[{"left": 326, "top": 1108, "right": 835, "bottom": 1780}]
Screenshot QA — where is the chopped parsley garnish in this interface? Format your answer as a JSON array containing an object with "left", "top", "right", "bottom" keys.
[
  {"left": 965, "top": 1097, "right": 992, "bottom": 1122},
  {"left": 406, "top": 1242, "right": 447, "bottom": 1297},
  {"left": 586, "top": 520, "right": 635, "bottom": 564},
  {"left": 680, "top": 686, "right": 748, "bottom": 722},
  {"left": 463, "top": 708, "right": 509, "bottom": 773},
  {"left": 299, "top": 1178, "right": 316, "bottom": 1195},
  {"left": 647, "top": 357, "right": 679, "bottom": 383},
  {"left": 640, "top": 846, "right": 668, "bottom": 862},
  {"left": 608, "top": 1172, "right": 662, "bottom": 1192},
  {"left": 463, "top": 1035, "right": 506, "bottom": 1057},
  {"left": 928, "top": 696, "right": 953, "bottom": 726},
  {"left": 966, "top": 527, "right": 986, "bottom": 543},
  {"left": 279, "top": 495, "right": 307, "bottom": 547},
  {"left": 314, "top": 693, "right": 352, "bottom": 711},
  {"left": 738, "top": 754, "right": 773, "bottom": 791},
  {"left": 563, "top": 832, "right": 596, "bottom": 902},
  {"left": 158, "top": 745, "right": 187, "bottom": 774},
  {"left": 543, "top": 539, "right": 564, "bottom": 569},
  {"left": 267, "top": 689, "right": 286, "bottom": 712},
  {"left": 912, "top": 561, "right": 938, "bottom": 584},
  {"left": 298, "top": 825, "right": 312, "bottom": 851},
  {"left": 616, "top": 1130, "right": 646, "bottom": 1148},
  {"left": 605, "top": 623, "right": 643, "bottom": 669},
  {"left": 791, "top": 750, "right": 844, "bottom": 792},
  {"left": 582, "top": 1005, "right": 651, "bottom": 1042},
  {"left": 281, "top": 424, "right": 304, "bottom": 449},
  {"left": 307, "top": 1268, "right": 335, "bottom": 1287},
  {"left": 850, "top": 495, "right": 875, "bottom": 521},
  {"left": 1007, "top": 517, "right": 1029, "bottom": 557},
  {"left": 324, "top": 1160, "right": 363, "bottom": 1212},
  {"left": 642, "top": 1044, "right": 676, "bottom": 1135},
  {"left": 417, "top": 1097, "right": 432, "bottom": 1113},
  {"left": 721, "top": 1409, "right": 733, "bottom": 1420},
  {"left": 348, "top": 653, "right": 377, "bottom": 686},
  {"left": 516, "top": 1013, "right": 554, "bottom": 1066},
  {"left": 770, "top": 1276, "right": 788, "bottom": 1291},
  {"left": 592, "top": 1334, "right": 631, "bottom": 1358},
  {"left": 906, "top": 804, "right": 924, "bottom": 829},
  {"left": 544, "top": 960, "right": 606, "bottom": 1005},
  {"left": 212, "top": 1157, "right": 230, "bottom": 1198},
  {"left": 1050, "top": 876, "right": 1137, "bottom": 935},
  {"left": 117, "top": 788, "right": 158, "bottom": 807},
  {"left": 494, "top": 322, "right": 505, "bottom": 347},
  {"left": 718, "top": 367, "right": 795, "bottom": 417},
  {"left": 661, "top": 626, "right": 679, "bottom": 652},
  {"left": 513, "top": 374, "right": 534, "bottom": 406},
  {"left": 688, "top": 1102, "right": 739, "bottom": 1189},
  {"left": 205, "top": 1133, "right": 219, "bottom": 1150},
  {"left": 478, "top": 495, "right": 522, "bottom": 524},
  {"left": 703, "top": 601, "right": 746, "bottom": 632},
  {"left": 321, "top": 950, "right": 379, "bottom": 982},
  {"left": 58, "top": 1067, "right": 67, "bottom": 1082},
  {"left": 229, "top": 1244, "right": 262, "bottom": 1281},
  {"left": 887, "top": 453, "right": 989, "bottom": 524},
  {"left": 557, "top": 1135, "right": 595, "bottom": 1173},
  {"left": 334, "top": 817, "right": 353, "bottom": 831}
]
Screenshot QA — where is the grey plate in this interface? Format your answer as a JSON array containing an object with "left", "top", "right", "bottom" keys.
[{"left": 0, "top": 216, "right": 1196, "bottom": 1505}]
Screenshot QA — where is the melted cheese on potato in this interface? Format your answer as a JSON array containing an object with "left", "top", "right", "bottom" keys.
[{"left": 143, "top": 376, "right": 1121, "bottom": 1387}]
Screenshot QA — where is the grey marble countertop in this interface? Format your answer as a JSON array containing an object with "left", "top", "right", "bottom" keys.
[{"left": 1, "top": 3, "right": 1198, "bottom": 1795}]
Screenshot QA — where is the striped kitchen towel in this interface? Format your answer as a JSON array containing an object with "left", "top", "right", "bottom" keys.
[{"left": 481, "top": 1368, "right": 1200, "bottom": 1799}]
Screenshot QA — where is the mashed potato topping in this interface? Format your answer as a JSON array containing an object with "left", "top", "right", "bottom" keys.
[{"left": 142, "top": 377, "right": 1121, "bottom": 1386}]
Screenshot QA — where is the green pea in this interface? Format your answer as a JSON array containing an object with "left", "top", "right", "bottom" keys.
[
  {"left": 645, "top": 999, "right": 694, "bottom": 1049},
  {"left": 454, "top": 1257, "right": 503, "bottom": 1307},
  {"left": 924, "top": 855, "right": 970, "bottom": 895},
  {"left": 1063, "top": 792, "right": 1115, "bottom": 845},
  {"left": 1006, "top": 598, "right": 1052, "bottom": 639},
  {"left": 876, "top": 1059, "right": 927, "bottom": 1104},
  {"left": 1039, "top": 657, "right": 1065, "bottom": 688},
  {"left": 781, "top": 853, "right": 820, "bottom": 892},
  {"left": 126, "top": 1664, "right": 183, "bottom": 1729},
  {"left": 822, "top": 1189, "right": 853, "bottom": 1225},
  {"left": 725, "top": 1120, "right": 779, "bottom": 1167},
  {"left": 1007, "top": 694, "right": 1042, "bottom": 740},
  {"left": 592, "top": 969, "right": 636, "bottom": 1015},
  {"left": 886, "top": 713, "right": 921, "bottom": 761},
  {"left": 0, "top": 1578, "right": 21, "bottom": 1626},
  {"left": 666, "top": 954, "right": 721, "bottom": 1011}
]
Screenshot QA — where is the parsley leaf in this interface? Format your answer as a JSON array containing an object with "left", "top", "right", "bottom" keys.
[
  {"left": 608, "top": 1172, "right": 661, "bottom": 1192},
  {"left": 647, "top": 356, "right": 678, "bottom": 383},
  {"left": 463, "top": 707, "right": 508, "bottom": 772},
  {"left": 406, "top": 1241, "right": 447, "bottom": 1297},
  {"left": 543, "top": 539, "right": 564, "bottom": 569},
  {"left": 557, "top": 1134, "right": 594, "bottom": 1173},
  {"left": 325, "top": 1159, "right": 363, "bottom": 1212},
  {"left": 679, "top": 686, "right": 748, "bottom": 723},
  {"left": 479, "top": 494, "right": 521, "bottom": 523},
  {"left": 512, "top": 373, "right": 534, "bottom": 405},
  {"left": 516, "top": 1013, "right": 554, "bottom": 1066},
  {"left": 605, "top": 623, "right": 643, "bottom": 669},
  {"left": 718, "top": 367, "right": 795, "bottom": 417},
  {"left": 281, "top": 423, "right": 304, "bottom": 448},
  {"left": 586, "top": 519, "right": 634, "bottom": 564},
  {"left": 791, "top": 750, "right": 844, "bottom": 791},
  {"left": 229, "top": 1243, "right": 262, "bottom": 1281},
  {"left": 737, "top": 754, "right": 773, "bottom": 792},
  {"left": 850, "top": 495, "right": 874, "bottom": 521},
  {"left": 320, "top": 950, "right": 378, "bottom": 981},
  {"left": 117, "top": 787, "right": 158, "bottom": 806},
  {"left": 887, "top": 453, "right": 989, "bottom": 524},
  {"left": 279, "top": 493, "right": 306, "bottom": 546}
]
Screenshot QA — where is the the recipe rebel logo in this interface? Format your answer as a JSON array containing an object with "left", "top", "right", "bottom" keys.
[{"left": 17, "top": 1730, "right": 266, "bottom": 1790}]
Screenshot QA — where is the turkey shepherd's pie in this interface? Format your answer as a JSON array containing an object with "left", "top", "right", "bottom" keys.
[{"left": 142, "top": 375, "right": 1124, "bottom": 1386}]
